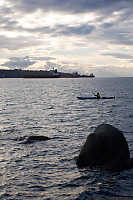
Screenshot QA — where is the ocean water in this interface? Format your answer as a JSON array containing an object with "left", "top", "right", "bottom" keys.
[{"left": 0, "top": 77, "right": 133, "bottom": 200}]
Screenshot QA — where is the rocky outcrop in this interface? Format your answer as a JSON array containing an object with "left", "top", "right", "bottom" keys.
[{"left": 76, "top": 124, "right": 133, "bottom": 171}]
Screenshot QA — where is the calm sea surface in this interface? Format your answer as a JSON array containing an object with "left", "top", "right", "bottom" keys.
[{"left": 0, "top": 77, "right": 133, "bottom": 200}]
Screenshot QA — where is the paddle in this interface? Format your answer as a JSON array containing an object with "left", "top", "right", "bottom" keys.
[{"left": 91, "top": 91, "right": 96, "bottom": 96}]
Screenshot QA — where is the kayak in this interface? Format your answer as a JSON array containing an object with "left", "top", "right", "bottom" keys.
[{"left": 77, "top": 96, "right": 115, "bottom": 100}]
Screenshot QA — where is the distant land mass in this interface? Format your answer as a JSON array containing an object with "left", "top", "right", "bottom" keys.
[{"left": 0, "top": 69, "right": 95, "bottom": 78}]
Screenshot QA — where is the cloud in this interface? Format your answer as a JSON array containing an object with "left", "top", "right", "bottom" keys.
[
  {"left": 56, "top": 24, "right": 95, "bottom": 36},
  {"left": 45, "top": 60, "right": 58, "bottom": 70},
  {"left": 94, "top": 65, "right": 133, "bottom": 77},
  {"left": 0, "top": 0, "right": 133, "bottom": 76},
  {"left": 1, "top": 1, "right": 133, "bottom": 47},
  {"left": 102, "top": 52, "right": 133, "bottom": 60},
  {"left": 1, "top": 56, "right": 36, "bottom": 69},
  {"left": 0, "top": 35, "right": 42, "bottom": 50},
  {"left": 30, "top": 56, "right": 56, "bottom": 61},
  {"left": 6, "top": 0, "right": 133, "bottom": 14},
  {"left": 1, "top": 55, "right": 58, "bottom": 69}
]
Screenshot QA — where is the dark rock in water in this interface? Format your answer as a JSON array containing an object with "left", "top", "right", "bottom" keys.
[
  {"left": 15, "top": 135, "right": 51, "bottom": 143},
  {"left": 76, "top": 124, "right": 133, "bottom": 171},
  {"left": 26, "top": 135, "right": 51, "bottom": 142}
]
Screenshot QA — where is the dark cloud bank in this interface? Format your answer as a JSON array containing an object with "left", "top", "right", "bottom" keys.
[{"left": 7, "top": 0, "right": 133, "bottom": 14}]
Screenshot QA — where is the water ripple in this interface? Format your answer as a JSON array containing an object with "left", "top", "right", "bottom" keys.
[{"left": 0, "top": 78, "right": 133, "bottom": 199}]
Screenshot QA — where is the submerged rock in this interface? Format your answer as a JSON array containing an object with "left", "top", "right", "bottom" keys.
[
  {"left": 15, "top": 135, "right": 51, "bottom": 143},
  {"left": 76, "top": 124, "right": 133, "bottom": 171}
]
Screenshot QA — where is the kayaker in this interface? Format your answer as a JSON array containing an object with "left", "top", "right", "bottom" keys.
[{"left": 95, "top": 93, "right": 100, "bottom": 99}]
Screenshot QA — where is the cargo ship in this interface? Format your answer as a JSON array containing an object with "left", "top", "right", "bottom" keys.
[
  {"left": 23, "top": 69, "right": 60, "bottom": 78},
  {"left": 0, "top": 69, "right": 60, "bottom": 78},
  {"left": 0, "top": 69, "right": 95, "bottom": 78},
  {"left": 59, "top": 72, "right": 80, "bottom": 78},
  {"left": 0, "top": 69, "right": 23, "bottom": 78},
  {"left": 80, "top": 73, "right": 95, "bottom": 78}
]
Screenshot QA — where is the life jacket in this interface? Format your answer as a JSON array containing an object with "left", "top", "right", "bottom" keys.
[{"left": 97, "top": 94, "right": 100, "bottom": 99}]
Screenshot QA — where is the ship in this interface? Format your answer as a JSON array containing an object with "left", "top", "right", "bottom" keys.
[
  {"left": 0, "top": 69, "right": 60, "bottom": 78},
  {"left": 0, "top": 69, "right": 95, "bottom": 78},
  {"left": 0, "top": 69, "right": 23, "bottom": 78},
  {"left": 80, "top": 73, "right": 95, "bottom": 78},
  {"left": 59, "top": 71, "right": 80, "bottom": 78},
  {"left": 23, "top": 69, "right": 60, "bottom": 78}
]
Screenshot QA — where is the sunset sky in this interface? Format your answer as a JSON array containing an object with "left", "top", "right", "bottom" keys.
[{"left": 0, "top": 0, "right": 133, "bottom": 77}]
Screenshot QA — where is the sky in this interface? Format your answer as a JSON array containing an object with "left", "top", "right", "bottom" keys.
[{"left": 0, "top": 0, "right": 133, "bottom": 77}]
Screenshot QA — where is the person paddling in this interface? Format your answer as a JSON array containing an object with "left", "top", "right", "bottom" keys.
[
  {"left": 92, "top": 91, "right": 100, "bottom": 99},
  {"left": 95, "top": 93, "right": 100, "bottom": 99}
]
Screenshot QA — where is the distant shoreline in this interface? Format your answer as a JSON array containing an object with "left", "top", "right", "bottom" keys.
[{"left": 0, "top": 69, "right": 95, "bottom": 78}]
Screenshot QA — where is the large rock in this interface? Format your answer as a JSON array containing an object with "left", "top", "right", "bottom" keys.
[{"left": 76, "top": 124, "right": 133, "bottom": 171}]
